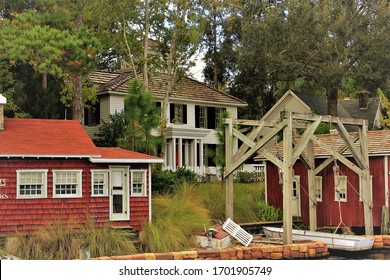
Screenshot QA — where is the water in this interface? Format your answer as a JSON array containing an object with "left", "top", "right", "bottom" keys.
[{"left": 326, "top": 249, "right": 390, "bottom": 260}]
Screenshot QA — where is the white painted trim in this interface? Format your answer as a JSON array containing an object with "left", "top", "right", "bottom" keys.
[
  {"left": 90, "top": 170, "right": 109, "bottom": 197},
  {"left": 130, "top": 170, "right": 147, "bottom": 197},
  {"left": 385, "top": 156, "right": 389, "bottom": 208},
  {"left": 148, "top": 165, "right": 152, "bottom": 223},
  {"left": 1, "top": 154, "right": 99, "bottom": 158},
  {"left": 89, "top": 158, "right": 163, "bottom": 164},
  {"left": 259, "top": 90, "right": 311, "bottom": 123},
  {"left": 16, "top": 169, "right": 48, "bottom": 199},
  {"left": 52, "top": 170, "right": 83, "bottom": 198}
]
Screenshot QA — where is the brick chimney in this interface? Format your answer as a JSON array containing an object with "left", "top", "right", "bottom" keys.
[
  {"left": 0, "top": 94, "right": 6, "bottom": 131},
  {"left": 358, "top": 90, "right": 369, "bottom": 109}
]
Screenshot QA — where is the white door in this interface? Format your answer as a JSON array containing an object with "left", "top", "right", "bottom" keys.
[
  {"left": 292, "top": 176, "right": 301, "bottom": 217},
  {"left": 110, "top": 167, "right": 129, "bottom": 221}
]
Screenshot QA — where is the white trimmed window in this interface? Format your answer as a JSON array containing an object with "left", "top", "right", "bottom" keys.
[
  {"left": 53, "top": 170, "right": 82, "bottom": 198},
  {"left": 215, "top": 107, "right": 225, "bottom": 128},
  {"left": 174, "top": 104, "right": 184, "bottom": 124},
  {"left": 130, "top": 170, "right": 147, "bottom": 196},
  {"left": 17, "top": 170, "right": 48, "bottom": 199},
  {"left": 199, "top": 106, "right": 207, "bottom": 128},
  {"left": 335, "top": 175, "right": 347, "bottom": 202},
  {"left": 91, "top": 170, "right": 109, "bottom": 197},
  {"left": 315, "top": 176, "right": 323, "bottom": 202},
  {"left": 359, "top": 175, "right": 373, "bottom": 202}
]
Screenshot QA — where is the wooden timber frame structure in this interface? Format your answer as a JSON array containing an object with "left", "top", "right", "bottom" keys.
[{"left": 223, "top": 111, "right": 374, "bottom": 244}]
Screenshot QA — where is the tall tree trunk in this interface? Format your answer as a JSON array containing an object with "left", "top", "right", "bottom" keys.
[
  {"left": 327, "top": 87, "right": 338, "bottom": 117},
  {"left": 143, "top": 0, "right": 150, "bottom": 87},
  {"left": 213, "top": 5, "right": 218, "bottom": 89},
  {"left": 122, "top": 12, "right": 138, "bottom": 79},
  {"left": 71, "top": 73, "right": 83, "bottom": 122},
  {"left": 160, "top": 2, "right": 188, "bottom": 160},
  {"left": 72, "top": 10, "right": 84, "bottom": 123},
  {"left": 42, "top": 69, "right": 48, "bottom": 91}
]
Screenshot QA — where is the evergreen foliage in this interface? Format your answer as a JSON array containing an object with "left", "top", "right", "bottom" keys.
[{"left": 118, "top": 79, "right": 161, "bottom": 155}]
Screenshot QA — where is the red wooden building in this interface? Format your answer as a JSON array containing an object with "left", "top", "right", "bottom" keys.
[
  {"left": 0, "top": 96, "right": 163, "bottom": 235},
  {"left": 263, "top": 130, "right": 390, "bottom": 234}
]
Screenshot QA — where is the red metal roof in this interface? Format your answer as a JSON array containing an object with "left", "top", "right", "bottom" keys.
[
  {"left": 0, "top": 118, "right": 163, "bottom": 163},
  {"left": 0, "top": 118, "right": 99, "bottom": 157}
]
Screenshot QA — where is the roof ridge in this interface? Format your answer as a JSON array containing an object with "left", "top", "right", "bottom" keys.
[{"left": 183, "top": 75, "right": 247, "bottom": 105}]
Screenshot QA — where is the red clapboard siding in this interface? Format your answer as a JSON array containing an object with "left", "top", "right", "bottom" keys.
[
  {"left": 0, "top": 158, "right": 151, "bottom": 235},
  {"left": 266, "top": 156, "right": 386, "bottom": 229}
]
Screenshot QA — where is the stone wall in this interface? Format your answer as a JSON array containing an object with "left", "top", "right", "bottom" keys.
[
  {"left": 90, "top": 241, "right": 329, "bottom": 260},
  {"left": 367, "top": 235, "right": 390, "bottom": 249}
]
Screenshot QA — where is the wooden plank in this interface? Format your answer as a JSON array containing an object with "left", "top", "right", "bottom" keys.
[
  {"left": 283, "top": 112, "right": 293, "bottom": 245},
  {"left": 225, "top": 119, "right": 234, "bottom": 219},
  {"left": 291, "top": 117, "right": 322, "bottom": 168},
  {"left": 381, "top": 206, "right": 389, "bottom": 235},
  {"left": 283, "top": 112, "right": 366, "bottom": 126},
  {"left": 224, "top": 119, "right": 288, "bottom": 177},
  {"left": 359, "top": 122, "right": 374, "bottom": 235},
  {"left": 307, "top": 139, "right": 317, "bottom": 231},
  {"left": 314, "top": 134, "right": 360, "bottom": 175},
  {"left": 258, "top": 149, "right": 283, "bottom": 169},
  {"left": 311, "top": 135, "right": 364, "bottom": 177},
  {"left": 233, "top": 122, "right": 265, "bottom": 162},
  {"left": 335, "top": 118, "right": 367, "bottom": 170},
  {"left": 233, "top": 128, "right": 256, "bottom": 148}
]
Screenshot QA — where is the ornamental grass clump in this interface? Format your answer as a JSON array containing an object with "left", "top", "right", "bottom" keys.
[
  {"left": 8, "top": 218, "right": 137, "bottom": 260},
  {"left": 141, "top": 182, "right": 210, "bottom": 253},
  {"left": 78, "top": 218, "right": 137, "bottom": 258},
  {"left": 10, "top": 219, "right": 80, "bottom": 260}
]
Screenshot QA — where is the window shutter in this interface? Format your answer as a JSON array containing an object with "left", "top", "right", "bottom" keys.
[
  {"left": 95, "top": 103, "right": 101, "bottom": 125},
  {"left": 84, "top": 108, "right": 89, "bottom": 125},
  {"left": 195, "top": 105, "right": 200, "bottom": 128},
  {"left": 183, "top": 104, "right": 187, "bottom": 124},
  {"left": 207, "top": 107, "right": 216, "bottom": 129},
  {"left": 170, "top": 103, "right": 175, "bottom": 122}
]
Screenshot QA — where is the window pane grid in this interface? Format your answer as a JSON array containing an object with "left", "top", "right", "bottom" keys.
[
  {"left": 18, "top": 172, "right": 45, "bottom": 197},
  {"left": 132, "top": 171, "right": 145, "bottom": 195},
  {"left": 53, "top": 171, "right": 81, "bottom": 197},
  {"left": 199, "top": 106, "right": 206, "bottom": 128},
  {"left": 92, "top": 172, "right": 107, "bottom": 196}
]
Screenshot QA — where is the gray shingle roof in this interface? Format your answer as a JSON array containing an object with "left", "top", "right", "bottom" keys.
[{"left": 89, "top": 71, "right": 247, "bottom": 106}]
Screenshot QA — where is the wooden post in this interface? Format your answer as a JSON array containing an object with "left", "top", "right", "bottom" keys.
[
  {"left": 79, "top": 242, "right": 90, "bottom": 260},
  {"left": 283, "top": 112, "right": 293, "bottom": 244},
  {"left": 382, "top": 206, "right": 389, "bottom": 235},
  {"left": 359, "top": 122, "right": 374, "bottom": 235},
  {"left": 307, "top": 139, "right": 317, "bottom": 231},
  {"left": 225, "top": 118, "right": 234, "bottom": 219}
]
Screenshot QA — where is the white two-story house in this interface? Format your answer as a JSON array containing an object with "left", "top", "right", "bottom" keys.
[{"left": 85, "top": 70, "right": 247, "bottom": 177}]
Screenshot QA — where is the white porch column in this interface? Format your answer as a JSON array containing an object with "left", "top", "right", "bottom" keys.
[
  {"left": 199, "top": 139, "right": 204, "bottom": 175},
  {"left": 193, "top": 139, "right": 198, "bottom": 168},
  {"left": 172, "top": 138, "right": 176, "bottom": 169},
  {"left": 184, "top": 139, "right": 190, "bottom": 166},
  {"left": 178, "top": 138, "right": 183, "bottom": 167}
]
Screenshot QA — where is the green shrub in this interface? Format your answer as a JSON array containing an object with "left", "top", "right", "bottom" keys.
[
  {"left": 235, "top": 171, "right": 262, "bottom": 183},
  {"left": 254, "top": 200, "right": 283, "bottom": 221},
  {"left": 152, "top": 167, "right": 199, "bottom": 194},
  {"left": 151, "top": 169, "right": 177, "bottom": 194}
]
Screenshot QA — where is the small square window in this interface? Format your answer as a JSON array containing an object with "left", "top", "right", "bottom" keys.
[
  {"left": 91, "top": 170, "right": 109, "bottom": 197},
  {"left": 17, "top": 170, "right": 48, "bottom": 199},
  {"left": 335, "top": 175, "right": 347, "bottom": 202},
  {"left": 131, "top": 171, "right": 146, "bottom": 196},
  {"left": 315, "top": 176, "right": 323, "bottom": 202},
  {"left": 53, "top": 170, "right": 82, "bottom": 198}
]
